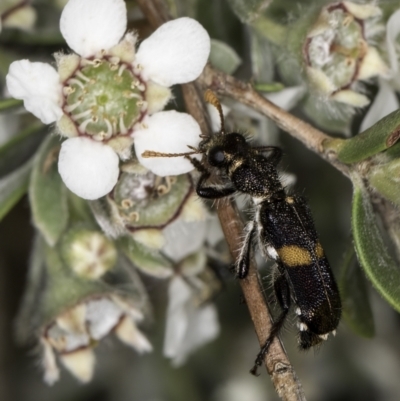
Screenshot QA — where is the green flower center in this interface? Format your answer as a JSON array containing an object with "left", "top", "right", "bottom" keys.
[{"left": 63, "top": 58, "right": 146, "bottom": 140}]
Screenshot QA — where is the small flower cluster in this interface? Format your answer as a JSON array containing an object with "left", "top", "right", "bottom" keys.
[
  {"left": 303, "top": 1, "right": 388, "bottom": 107},
  {"left": 6, "top": 0, "right": 210, "bottom": 199},
  {"left": 9, "top": 0, "right": 222, "bottom": 386}
]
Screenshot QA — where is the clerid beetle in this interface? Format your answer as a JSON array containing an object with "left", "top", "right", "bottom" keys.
[{"left": 142, "top": 90, "right": 341, "bottom": 375}]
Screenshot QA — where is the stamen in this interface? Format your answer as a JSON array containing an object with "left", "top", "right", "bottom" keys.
[
  {"left": 118, "top": 64, "right": 127, "bottom": 76},
  {"left": 119, "top": 114, "right": 128, "bottom": 134},
  {"left": 67, "top": 78, "right": 85, "bottom": 89},
  {"left": 63, "top": 86, "right": 75, "bottom": 96},
  {"left": 131, "top": 80, "right": 140, "bottom": 88},
  {"left": 93, "top": 131, "right": 109, "bottom": 141},
  {"left": 129, "top": 211, "right": 140, "bottom": 222},
  {"left": 72, "top": 109, "right": 92, "bottom": 120},
  {"left": 157, "top": 184, "right": 169, "bottom": 195},
  {"left": 64, "top": 100, "right": 82, "bottom": 113},
  {"left": 78, "top": 118, "right": 92, "bottom": 133},
  {"left": 112, "top": 118, "right": 118, "bottom": 135},
  {"left": 104, "top": 118, "right": 113, "bottom": 137},
  {"left": 123, "top": 91, "right": 141, "bottom": 100},
  {"left": 93, "top": 59, "right": 103, "bottom": 68},
  {"left": 121, "top": 199, "right": 134, "bottom": 209},
  {"left": 76, "top": 71, "right": 91, "bottom": 82}
]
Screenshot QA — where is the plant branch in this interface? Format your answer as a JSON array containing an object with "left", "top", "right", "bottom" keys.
[
  {"left": 197, "top": 64, "right": 350, "bottom": 177},
  {"left": 179, "top": 83, "right": 306, "bottom": 401},
  {"left": 136, "top": 1, "right": 306, "bottom": 400}
]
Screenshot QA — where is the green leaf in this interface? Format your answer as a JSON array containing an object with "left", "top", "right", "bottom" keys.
[
  {"left": 210, "top": 39, "right": 242, "bottom": 75},
  {"left": 336, "top": 109, "right": 400, "bottom": 164},
  {"left": 0, "top": 158, "right": 32, "bottom": 221},
  {"left": 251, "top": 14, "right": 286, "bottom": 46},
  {"left": 226, "top": 0, "right": 272, "bottom": 23},
  {"left": 352, "top": 174, "right": 400, "bottom": 313},
  {"left": 30, "top": 135, "right": 68, "bottom": 246},
  {"left": 368, "top": 159, "right": 400, "bottom": 208},
  {"left": 118, "top": 236, "right": 173, "bottom": 279},
  {"left": 0, "top": 122, "right": 46, "bottom": 178},
  {"left": 339, "top": 242, "right": 374, "bottom": 338},
  {"left": 249, "top": 27, "right": 275, "bottom": 84},
  {"left": 15, "top": 234, "right": 46, "bottom": 343},
  {"left": 253, "top": 82, "right": 285, "bottom": 93},
  {"left": 303, "top": 95, "right": 352, "bottom": 135},
  {"left": 0, "top": 98, "right": 23, "bottom": 112}
]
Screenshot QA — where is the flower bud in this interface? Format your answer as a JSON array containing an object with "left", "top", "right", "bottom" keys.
[
  {"left": 289, "top": 1, "right": 388, "bottom": 107},
  {"left": 60, "top": 226, "right": 117, "bottom": 279}
]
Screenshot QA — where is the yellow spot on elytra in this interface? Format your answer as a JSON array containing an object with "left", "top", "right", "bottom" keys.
[
  {"left": 277, "top": 245, "right": 312, "bottom": 267},
  {"left": 315, "top": 242, "right": 324, "bottom": 258},
  {"left": 277, "top": 243, "right": 325, "bottom": 267}
]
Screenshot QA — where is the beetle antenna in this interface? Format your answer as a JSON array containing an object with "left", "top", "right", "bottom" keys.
[
  {"left": 204, "top": 89, "right": 226, "bottom": 135},
  {"left": 141, "top": 150, "right": 200, "bottom": 158}
]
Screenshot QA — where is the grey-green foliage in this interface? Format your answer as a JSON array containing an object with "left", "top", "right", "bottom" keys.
[
  {"left": 226, "top": 0, "right": 272, "bottom": 23},
  {"left": 30, "top": 135, "right": 68, "bottom": 246},
  {"left": 351, "top": 174, "right": 400, "bottom": 314}
]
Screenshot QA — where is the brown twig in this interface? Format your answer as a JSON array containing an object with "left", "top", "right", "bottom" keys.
[
  {"left": 180, "top": 83, "right": 306, "bottom": 401},
  {"left": 197, "top": 65, "right": 350, "bottom": 177},
  {"left": 136, "top": 1, "right": 306, "bottom": 400}
]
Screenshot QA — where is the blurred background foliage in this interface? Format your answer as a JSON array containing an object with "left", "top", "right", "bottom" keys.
[{"left": 2, "top": 0, "right": 400, "bottom": 400}]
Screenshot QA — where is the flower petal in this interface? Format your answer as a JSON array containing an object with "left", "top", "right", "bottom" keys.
[
  {"left": 134, "top": 111, "right": 201, "bottom": 176},
  {"left": 265, "top": 86, "right": 305, "bottom": 110},
  {"left": 172, "top": 303, "right": 219, "bottom": 367},
  {"left": 163, "top": 277, "right": 192, "bottom": 358},
  {"left": 86, "top": 298, "right": 122, "bottom": 340},
  {"left": 163, "top": 219, "right": 207, "bottom": 262},
  {"left": 6, "top": 60, "right": 63, "bottom": 124},
  {"left": 115, "top": 316, "right": 153, "bottom": 353},
  {"left": 41, "top": 338, "right": 60, "bottom": 385},
  {"left": 58, "top": 137, "right": 119, "bottom": 200},
  {"left": 360, "top": 79, "right": 400, "bottom": 132},
  {"left": 163, "top": 276, "right": 220, "bottom": 366},
  {"left": 136, "top": 17, "right": 210, "bottom": 87},
  {"left": 60, "top": 348, "right": 95, "bottom": 383},
  {"left": 60, "top": 0, "right": 127, "bottom": 57}
]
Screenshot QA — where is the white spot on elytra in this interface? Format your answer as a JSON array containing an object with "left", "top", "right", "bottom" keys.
[
  {"left": 266, "top": 246, "right": 278, "bottom": 260},
  {"left": 297, "top": 322, "right": 308, "bottom": 332}
]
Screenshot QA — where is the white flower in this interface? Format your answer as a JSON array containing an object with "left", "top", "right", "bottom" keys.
[
  {"left": 6, "top": 0, "right": 210, "bottom": 200},
  {"left": 42, "top": 296, "right": 152, "bottom": 384},
  {"left": 359, "top": 9, "right": 400, "bottom": 132},
  {"left": 134, "top": 111, "right": 202, "bottom": 177},
  {"left": 160, "top": 199, "right": 221, "bottom": 365},
  {"left": 163, "top": 276, "right": 220, "bottom": 366}
]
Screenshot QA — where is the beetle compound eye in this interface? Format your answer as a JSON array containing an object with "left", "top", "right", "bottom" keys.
[{"left": 209, "top": 147, "right": 225, "bottom": 166}]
